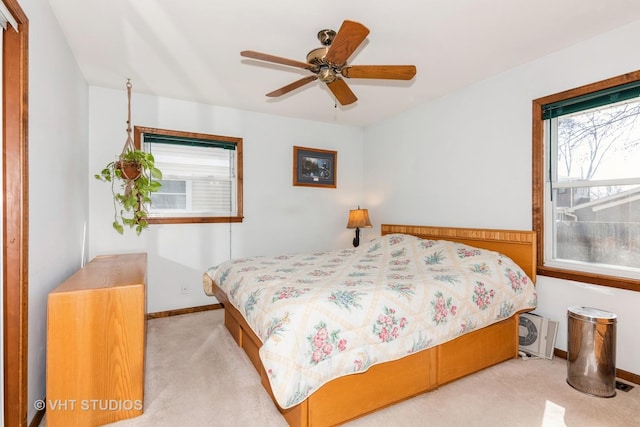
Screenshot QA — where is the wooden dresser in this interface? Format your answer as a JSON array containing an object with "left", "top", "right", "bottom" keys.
[{"left": 46, "top": 253, "right": 147, "bottom": 426}]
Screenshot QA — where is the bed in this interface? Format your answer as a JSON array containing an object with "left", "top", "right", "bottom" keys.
[{"left": 202, "top": 224, "right": 537, "bottom": 427}]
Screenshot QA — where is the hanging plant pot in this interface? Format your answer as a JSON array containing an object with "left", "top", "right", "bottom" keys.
[
  {"left": 116, "top": 159, "right": 141, "bottom": 180},
  {"left": 94, "top": 79, "right": 163, "bottom": 235}
]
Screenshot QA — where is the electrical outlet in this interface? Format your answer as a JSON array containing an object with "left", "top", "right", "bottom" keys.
[{"left": 181, "top": 284, "right": 189, "bottom": 294}]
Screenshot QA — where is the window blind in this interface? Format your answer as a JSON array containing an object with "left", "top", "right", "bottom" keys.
[
  {"left": 542, "top": 80, "right": 640, "bottom": 119},
  {"left": 143, "top": 133, "right": 236, "bottom": 216},
  {"left": 143, "top": 133, "right": 236, "bottom": 150}
]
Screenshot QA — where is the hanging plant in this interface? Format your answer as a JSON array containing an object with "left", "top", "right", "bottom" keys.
[{"left": 95, "top": 79, "right": 162, "bottom": 235}]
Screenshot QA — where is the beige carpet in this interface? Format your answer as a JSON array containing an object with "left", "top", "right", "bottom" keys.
[{"left": 44, "top": 309, "right": 640, "bottom": 427}]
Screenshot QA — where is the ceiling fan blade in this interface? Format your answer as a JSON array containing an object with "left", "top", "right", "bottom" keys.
[
  {"left": 266, "top": 75, "right": 318, "bottom": 97},
  {"left": 325, "top": 20, "right": 370, "bottom": 65},
  {"left": 341, "top": 65, "right": 417, "bottom": 80},
  {"left": 241, "top": 50, "right": 312, "bottom": 70},
  {"left": 326, "top": 78, "right": 357, "bottom": 106}
]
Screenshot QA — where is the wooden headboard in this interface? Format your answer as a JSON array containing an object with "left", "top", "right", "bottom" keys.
[{"left": 381, "top": 224, "right": 537, "bottom": 282}]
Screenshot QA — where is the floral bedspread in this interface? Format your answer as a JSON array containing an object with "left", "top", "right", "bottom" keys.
[{"left": 205, "top": 234, "right": 537, "bottom": 409}]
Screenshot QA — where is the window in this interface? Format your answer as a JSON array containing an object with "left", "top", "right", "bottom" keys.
[
  {"left": 134, "top": 126, "right": 243, "bottom": 224},
  {"left": 533, "top": 71, "right": 640, "bottom": 291}
]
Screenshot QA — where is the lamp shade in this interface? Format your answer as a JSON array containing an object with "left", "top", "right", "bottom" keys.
[{"left": 346, "top": 208, "right": 372, "bottom": 229}]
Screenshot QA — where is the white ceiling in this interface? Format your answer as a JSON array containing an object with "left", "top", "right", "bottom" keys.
[{"left": 48, "top": 0, "right": 640, "bottom": 127}]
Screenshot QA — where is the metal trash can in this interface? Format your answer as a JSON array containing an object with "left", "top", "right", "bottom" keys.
[{"left": 567, "top": 306, "right": 617, "bottom": 397}]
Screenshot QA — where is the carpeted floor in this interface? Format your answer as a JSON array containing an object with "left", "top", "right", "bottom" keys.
[{"left": 43, "top": 309, "right": 640, "bottom": 427}]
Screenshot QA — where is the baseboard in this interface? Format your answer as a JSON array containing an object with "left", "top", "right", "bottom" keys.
[
  {"left": 554, "top": 348, "right": 640, "bottom": 385},
  {"left": 146, "top": 303, "right": 222, "bottom": 319}
]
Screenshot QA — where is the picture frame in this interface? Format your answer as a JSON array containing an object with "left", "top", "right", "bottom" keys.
[{"left": 293, "top": 146, "right": 337, "bottom": 188}]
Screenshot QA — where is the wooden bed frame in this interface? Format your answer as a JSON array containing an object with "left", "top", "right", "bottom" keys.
[{"left": 205, "top": 224, "right": 536, "bottom": 427}]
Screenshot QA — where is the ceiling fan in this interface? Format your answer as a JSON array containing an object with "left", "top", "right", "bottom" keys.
[{"left": 240, "top": 20, "right": 417, "bottom": 106}]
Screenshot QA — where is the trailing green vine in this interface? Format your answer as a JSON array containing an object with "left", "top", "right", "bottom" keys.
[{"left": 95, "top": 79, "right": 162, "bottom": 235}]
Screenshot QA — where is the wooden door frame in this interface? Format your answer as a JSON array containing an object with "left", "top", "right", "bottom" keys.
[{"left": 3, "top": 0, "right": 29, "bottom": 426}]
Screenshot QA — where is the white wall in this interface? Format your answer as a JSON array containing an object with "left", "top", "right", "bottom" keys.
[
  {"left": 88, "top": 87, "right": 364, "bottom": 313},
  {"left": 364, "top": 20, "right": 640, "bottom": 376},
  {"left": 23, "top": 1, "right": 89, "bottom": 422}
]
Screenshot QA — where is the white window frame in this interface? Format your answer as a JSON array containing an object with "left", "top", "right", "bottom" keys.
[{"left": 543, "top": 118, "right": 640, "bottom": 281}]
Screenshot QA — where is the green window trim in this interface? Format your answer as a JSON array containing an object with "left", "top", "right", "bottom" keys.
[
  {"left": 143, "top": 133, "right": 237, "bottom": 150},
  {"left": 542, "top": 80, "right": 640, "bottom": 119}
]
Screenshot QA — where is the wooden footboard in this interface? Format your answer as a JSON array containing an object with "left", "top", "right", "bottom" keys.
[{"left": 204, "top": 224, "right": 536, "bottom": 427}]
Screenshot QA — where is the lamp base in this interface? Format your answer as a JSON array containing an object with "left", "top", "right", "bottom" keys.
[{"left": 352, "top": 227, "right": 361, "bottom": 248}]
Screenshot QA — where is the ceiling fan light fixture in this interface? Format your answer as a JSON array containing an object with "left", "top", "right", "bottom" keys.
[{"left": 318, "top": 67, "right": 336, "bottom": 83}]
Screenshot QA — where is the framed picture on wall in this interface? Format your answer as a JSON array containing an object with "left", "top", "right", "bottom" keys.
[{"left": 293, "top": 146, "right": 337, "bottom": 188}]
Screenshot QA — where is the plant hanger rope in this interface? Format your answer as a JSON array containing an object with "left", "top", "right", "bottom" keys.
[
  {"left": 120, "top": 79, "right": 136, "bottom": 158},
  {"left": 117, "top": 79, "right": 141, "bottom": 181}
]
